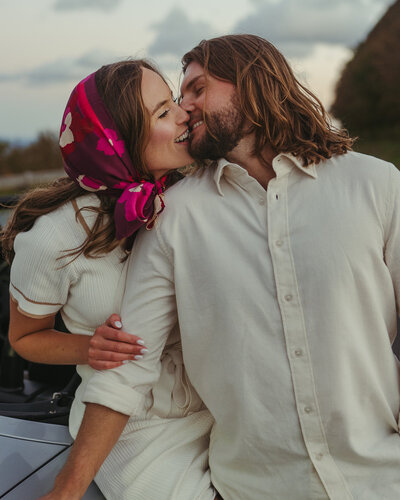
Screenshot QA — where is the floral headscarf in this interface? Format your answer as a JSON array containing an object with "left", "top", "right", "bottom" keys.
[{"left": 59, "top": 72, "right": 168, "bottom": 240}]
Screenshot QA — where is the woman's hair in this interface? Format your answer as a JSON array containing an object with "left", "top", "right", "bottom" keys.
[
  {"left": 1, "top": 59, "right": 165, "bottom": 265},
  {"left": 182, "top": 34, "right": 354, "bottom": 166}
]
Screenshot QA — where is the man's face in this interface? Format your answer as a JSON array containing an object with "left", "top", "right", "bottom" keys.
[{"left": 180, "top": 61, "right": 246, "bottom": 160}]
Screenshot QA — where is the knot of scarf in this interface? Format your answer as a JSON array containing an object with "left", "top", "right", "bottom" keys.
[{"left": 114, "top": 177, "right": 166, "bottom": 239}]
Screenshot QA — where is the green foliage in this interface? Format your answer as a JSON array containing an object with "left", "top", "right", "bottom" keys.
[
  {"left": 332, "top": 0, "right": 400, "bottom": 135},
  {"left": 0, "top": 131, "right": 63, "bottom": 176}
]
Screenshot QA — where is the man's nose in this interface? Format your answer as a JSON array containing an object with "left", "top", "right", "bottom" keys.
[{"left": 179, "top": 95, "right": 194, "bottom": 112}]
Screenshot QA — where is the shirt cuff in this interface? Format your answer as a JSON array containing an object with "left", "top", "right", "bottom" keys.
[
  {"left": 10, "top": 283, "right": 62, "bottom": 318},
  {"left": 82, "top": 378, "right": 146, "bottom": 416}
]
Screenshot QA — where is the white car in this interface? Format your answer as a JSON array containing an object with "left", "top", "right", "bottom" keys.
[{"left": 0, "top": 415, "right": 104, "bottom": 499}]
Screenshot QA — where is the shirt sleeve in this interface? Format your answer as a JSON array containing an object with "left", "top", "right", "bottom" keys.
[
  {"left": 82, "top": 223, "right": 177, "bottom": 416},
  {"left": 383, "top": 162, "right": 400, "bottom": 315},
  {"left": 10, "top": 214, "right": 78, "bottom": 318}
]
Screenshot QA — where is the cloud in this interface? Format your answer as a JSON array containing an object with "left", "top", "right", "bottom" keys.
[
  {"left": 148, "top": 7, "right": 215, "bottom": 62},
  {"left": 0, "top": 50, "right": 121, "bottom": 86},
  {"left": 234, "top": 0, "right": 395, "bottom": 57},
  {"left": 54, "top": 0, "right": 122, "bottom": 11},
  {"left": 145, "top": 1, "right": 395, "bottom": 64}
]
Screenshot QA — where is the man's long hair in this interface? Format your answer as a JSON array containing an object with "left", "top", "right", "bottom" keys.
[{"left": 182, "top": 34, "right": 354, "bottom": 166}]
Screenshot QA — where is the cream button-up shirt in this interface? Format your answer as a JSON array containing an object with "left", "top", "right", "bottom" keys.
[{"left": 84, "top": 151, "right": 400, "bottom": 499}]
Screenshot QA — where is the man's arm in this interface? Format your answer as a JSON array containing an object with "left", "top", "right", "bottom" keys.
[
  {"left": 383, "top": 163, "right": 400, "bottom": 316},
  {"left": 39, "top": 403, "right": 129, "bottom": 500},
  {"left": 82, "top": 223, "right": 177, "bottom": 415}
]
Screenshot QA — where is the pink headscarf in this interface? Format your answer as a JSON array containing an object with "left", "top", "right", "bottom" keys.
[{"left": 59, "top": 72, "right": 169, "bottom": 240}]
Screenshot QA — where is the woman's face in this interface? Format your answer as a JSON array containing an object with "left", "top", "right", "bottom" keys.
[{"left": 141, "top": 68, "right": 192, "bottom": 180}]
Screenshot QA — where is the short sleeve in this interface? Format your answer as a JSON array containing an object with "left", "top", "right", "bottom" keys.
[{"left": 10, "top": 214, "right": 78, "bottom": 318}]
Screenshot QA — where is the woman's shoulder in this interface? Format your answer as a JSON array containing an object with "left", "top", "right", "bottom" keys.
[
  {"left": 15, "top": 193, "right": 100, "bottom": 251},
  {"left": 42, "top": 193, "right": 99, "bottom": 231},
  {"left": 51, "top": 192, "right": 99, "bottom": 218}
]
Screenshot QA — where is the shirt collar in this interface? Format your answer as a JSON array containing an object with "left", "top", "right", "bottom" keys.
[
  {"left": 273, "top": 153, "right": 318, "bottom": 179},
  {"left": 213, "top": 152, "right": 317, "bottom": 196}
]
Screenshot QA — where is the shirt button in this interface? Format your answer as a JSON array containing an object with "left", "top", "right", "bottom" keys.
[
  {"left": 294, "top": 349, "right": 303, "bottom": 357},
  {"left": 259, "top": 199, "right": 266, "bottom": 206},
  {"left": 275, "top": 240, "right": 283, "bottom": 247},
  {"left": 304, "top": 406, "right": 313, "bottom": 414},
  {"left": 284, "top": 294, "right": 293, "bottom": 302},
  {"left": 315, "top": 453, "right": 324, "bottom": 461}
]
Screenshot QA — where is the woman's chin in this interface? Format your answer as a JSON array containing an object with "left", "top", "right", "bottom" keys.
[{"left": 178, "top": 152, "right": 195, "bottom": 168}]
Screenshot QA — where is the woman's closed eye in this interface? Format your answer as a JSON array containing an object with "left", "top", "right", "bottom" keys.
[
  {"left": 158, "top": 108, "right": 170, "bottom": 119},
  {"left": 158, "top": 96, "right": 178, "bottom": 119}
]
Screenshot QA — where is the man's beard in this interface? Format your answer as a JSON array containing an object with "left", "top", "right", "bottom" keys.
[{"left": 189, "top": 95, "right": 246, "bottom": 160}]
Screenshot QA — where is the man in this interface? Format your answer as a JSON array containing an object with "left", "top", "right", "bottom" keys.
[{"left": 44, "top": 35, "right": 400, "bottom": 499}]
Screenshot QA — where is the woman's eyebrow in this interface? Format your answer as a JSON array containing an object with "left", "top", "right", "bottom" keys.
[
  {"left": 151, "top": 91, "right": 175, "bottom": 116},
  {"left": 151, "top": 99, "right": 169, "bottom": 116}
]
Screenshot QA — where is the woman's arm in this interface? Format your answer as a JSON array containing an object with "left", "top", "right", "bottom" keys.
[
  {"left": 39, "top": 226, "right": 177, "bottom": 499},
  {"left": 39, "top": 403, "right": 129, "bottom": 500},
  {"left": 8, "top": 299, "right": 147, "bottom": 369}
]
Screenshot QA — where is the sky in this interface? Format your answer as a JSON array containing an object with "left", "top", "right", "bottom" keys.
[{"left": 0, "top": 0, "right": 395, "bottom": 142}]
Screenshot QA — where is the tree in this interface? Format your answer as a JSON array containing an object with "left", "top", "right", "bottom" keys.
[
  {"left": 0, "top": 132, "right": 63, "bottom": 176},
  {"left": 331, "top": 0, "right": 400, "bottom": 134}
]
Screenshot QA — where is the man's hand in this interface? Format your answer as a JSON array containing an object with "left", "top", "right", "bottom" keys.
[{"left": 89, "top": 314, "right": 148, "bottom": 370}]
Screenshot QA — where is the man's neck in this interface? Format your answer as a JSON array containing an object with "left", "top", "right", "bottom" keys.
[{"left": 225, "top": 138, "right": 276, "bottom": 190}]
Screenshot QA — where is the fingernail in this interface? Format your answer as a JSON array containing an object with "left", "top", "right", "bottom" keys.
[
  {"left": 137, "top": 340, "right": 145, "bottom": 345},
  {"left": 122, "top": 360, "right": 130, "bottom": 364},
  {"left": 134, "top": 355, "right": 143, "bottom": 360},
  {"left": 140, "top": 348, "right": 149, "bottom": 355},
  {"left": 115, "top": 321, "right": 122, "bottom": 328}
]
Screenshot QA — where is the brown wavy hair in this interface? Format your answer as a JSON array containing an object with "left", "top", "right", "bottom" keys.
[
  {"left": 182, "top": 34, "right": 354, "bottom": 166},
  {"left": 1, "top": 59, "right": 176, "bottom": 265}
]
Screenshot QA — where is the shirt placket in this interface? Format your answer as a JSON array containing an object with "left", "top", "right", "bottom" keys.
[{"left": 267, "top": 172, "right": 353, "bottom": 500}]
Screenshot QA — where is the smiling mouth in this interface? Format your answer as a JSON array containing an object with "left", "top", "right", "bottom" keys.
[
  {"left": 175, "top": 129, "right": 189, "bottom": 143},
  {"left": 190, "top": 120, "right": 204, "bottom": 132}
]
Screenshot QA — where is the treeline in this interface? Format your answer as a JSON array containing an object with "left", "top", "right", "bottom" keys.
[{"left": 0, "top": 132, "right": 63, "bottom": 176}]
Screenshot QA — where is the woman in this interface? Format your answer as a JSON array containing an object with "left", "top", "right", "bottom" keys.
[{"left": 1, "top": 60, "right": 215, "bottom": 499}]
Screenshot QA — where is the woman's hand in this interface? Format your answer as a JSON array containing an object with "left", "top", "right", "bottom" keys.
[{"left": 88, "top": 314, "right": 148, "bottom": 370}]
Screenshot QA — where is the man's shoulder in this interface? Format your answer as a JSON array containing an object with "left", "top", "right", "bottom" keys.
[
  {"left": 329, "top": 151, "right": 396, "bottom": 173},
  {"left": 165, "top": 165, "right": 218, "bottom": 205},
  {"left": 153, "top": 165, "right": 220, "bottom": 239},
  {"left": 321, "top": 151, "right": 398, "bottom": 186}
]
